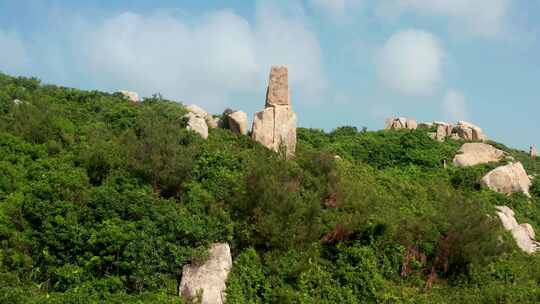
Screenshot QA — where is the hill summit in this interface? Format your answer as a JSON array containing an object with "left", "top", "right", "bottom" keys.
[{"left": 0, "top": 70, "right": 540, "bottom": 303}]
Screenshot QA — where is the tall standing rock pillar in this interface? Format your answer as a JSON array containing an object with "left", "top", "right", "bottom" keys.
[{"left": 251, "top": 66, "right": 297, "bottom": 158}]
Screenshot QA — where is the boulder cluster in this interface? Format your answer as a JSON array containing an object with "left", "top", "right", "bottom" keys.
[
  {"left": 451, "top": 141, "right": 535, "bottom": 253},
  {"left": 429, "top": 120, "right": 487, "bottom": 142},
  {"left": 387, "top": 117, "right": 488, "bottom": 142},
  {"left": 385, "top": 117, "right": 418, "bottom": 130},
  {"left": 496, "top": 206, "right": 540, "bottom": 254},
  {"left": 115, "top": 66, "right": 297, "bottom": 159},
  {"left": 181, "top": 66, "right": 297, "bottom": 158},
  {"left": 452, "top": 142, "right": 532, "bottom": 197}
]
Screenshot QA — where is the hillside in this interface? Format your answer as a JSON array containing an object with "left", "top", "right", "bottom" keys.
[{"left": 1, "top": 71, "right": 540, "bottom": 303}]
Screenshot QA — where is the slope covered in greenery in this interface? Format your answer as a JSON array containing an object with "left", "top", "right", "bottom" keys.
[{"left": 1, "top": 73, "right": 540, "bottom": 303}]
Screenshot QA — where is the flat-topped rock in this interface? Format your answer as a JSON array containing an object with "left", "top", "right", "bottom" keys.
[
  {"left": 496, "top": 206, "right": 540, "bottom": 254},
  {"left": 179, "top": 243, "right": 232, "bottom": 304},
  {"left": 453, "top": 143, "right": 505, "bottom": 167},
  {"left": 481, "top": 162, "right": 532, "bottom": 196}
]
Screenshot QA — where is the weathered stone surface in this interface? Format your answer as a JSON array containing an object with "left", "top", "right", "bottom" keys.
[
  {"left": 495, "top": 206, "right": 540, "bottom": 254},
  {"left": 273, "top": 105, "right": 297, "bottom": 156},
  {"left": 206, "top": 116, "right": 220, "bottom": 129},
  {"left": 456, "top": 120, "right": 487, "bottom": 141},
  {"left": 186, "top": 112, "right": 208, "bottom": 139},
  {"left": 531, "top": 146, "right": 537, "bottom": 159},
  {"left": 119, "top": 90, "right": 140, "bottom": 103},
  {"left": 435, "top": 125, "right": 447, "bottom": 142},
  {"left": 386, "top": 117, "right": 417, "bottom": 130},
  {"left": 252, "top": 107, "right": 275, "bottom": 149},
  {"left": 252, "top": 66, "right": 297, "bottom": 158},
  {"left": 252, "top": 106, "right": 297, "bottom": 157},
  {"left": 481, "top": 162, "right": 532, "bottom": 196},
  {"left": 186, "top": 104, "right": 209, "bottom": 118},
  {"left": 265, "top": 66, "right": 290, "bottom": 107},
  {"left": 179, "top": 243, "right": 232, "bottom": 304},
  {"left": 522, "top": 223, "right": 536, "bottom": 239},
  {"left": 455, "top": 126, "right": 473, "bottom": 140},
  {"left": 406, "top": 119, "right": 418, "bottom": 130},
  {"left": 453, "top": 143, "right": 506, "bottom": 167},
  {"left": 227, "top": 111, "right": 248, "bottom": 135},
  {"left": 13, "top": 99, "right": 23, "bottom": 105}
]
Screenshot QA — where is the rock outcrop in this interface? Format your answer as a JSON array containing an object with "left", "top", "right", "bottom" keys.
[
  {"left": 531, "top": 146, "right": 537, "bottom": 159},
  {"left": 179, "top": 243, "right": 233, "bottom": 304},
  {"left": 251, "top": 66, "right": 297, "bottom": 158},
  {"left": 227, "top": 111, "right": 248, "bottom": 135},
  {"left": 266, "top": 66, "right": 290, "bottom": 107},
  {"left": 186, "top": 104, "right": 219, "bottom": 129},
  {"left": 385, "top": 117, "right": 417, "bottom": 130},
  {"left": 186, "top": 104, "right": 209, "bottom": 118},
  {"left": 185, "top": 112, "right": 209, "bottom": 139},
  {"left": 206, "top": 116, "right": 221, "bottom": 129},
  {"left": 418, "top": 120, "right": 488, "bottom": 142},
  {"left": 454, "top": 120, "right": 487, "bottom": 141},
  {"left": 119, "top": 90, "right": 140, "bottom": 103},
  {"left": 481, "top": 162, "right": 532, "bottom": 196},
  {"left": 453, "top": 143, "right": 506, "bottom": 167},
  {"left": 496, "top": 206, "right": 540, "bottom": 254},
  {"left": 435, "top": 122, "right": 454, "bottom": 140}
]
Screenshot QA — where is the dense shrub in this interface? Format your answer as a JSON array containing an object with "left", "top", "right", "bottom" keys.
[{"left": 1, "top": 72, "right": 540, "bottom": 303}]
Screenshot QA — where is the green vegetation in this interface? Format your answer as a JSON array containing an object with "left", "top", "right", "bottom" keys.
[{"left": 1, "top": 72, "right": 540, "bottom": 303}]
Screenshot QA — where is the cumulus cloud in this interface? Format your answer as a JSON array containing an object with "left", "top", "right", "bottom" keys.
[
  {"left": 377, "top": 0, "right": 511, "bottom": 38},
  {"left": 76, "top": 3, "right": 326, "bottom": 111},
  {"left": 375, "top": 29, "right": 445, "bottom": 96},
  {"left": 441, "top": 89, "right": 468, "bottom": 121},
  {"left": 80, "top": 11, "right": 258, "bottom": 110},
  {"left": 0, "top": 3, "right": 326, "bottom": 112},
  {"left": 0, "top": 29, "right": 30, "bottom": 75},
  {"left": 309, "top": 0, "right": 363, "bottom": 18}
]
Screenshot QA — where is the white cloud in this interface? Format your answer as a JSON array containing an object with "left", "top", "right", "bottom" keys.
[
  {"left": 375, "top": 29, "right": 445, "bottom": 96},
  {"left": 0, "top": 29, "right": 30, "bottom": 75},
  {"left": 76, "top": 3, "right": 326, "bottom": 112},
  {"left": 309, "top": 0, "right": 363, "bottom": 17},
  {"left": 377, "top": 0, "right": 511, "bottom": 38},
  {"left": 441, "top": 89, "right": 468, "bottom": 121}
]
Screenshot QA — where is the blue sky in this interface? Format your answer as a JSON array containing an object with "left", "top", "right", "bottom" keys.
[{"left": 0, "top": 0, "right": 539, "bottom": 150}]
